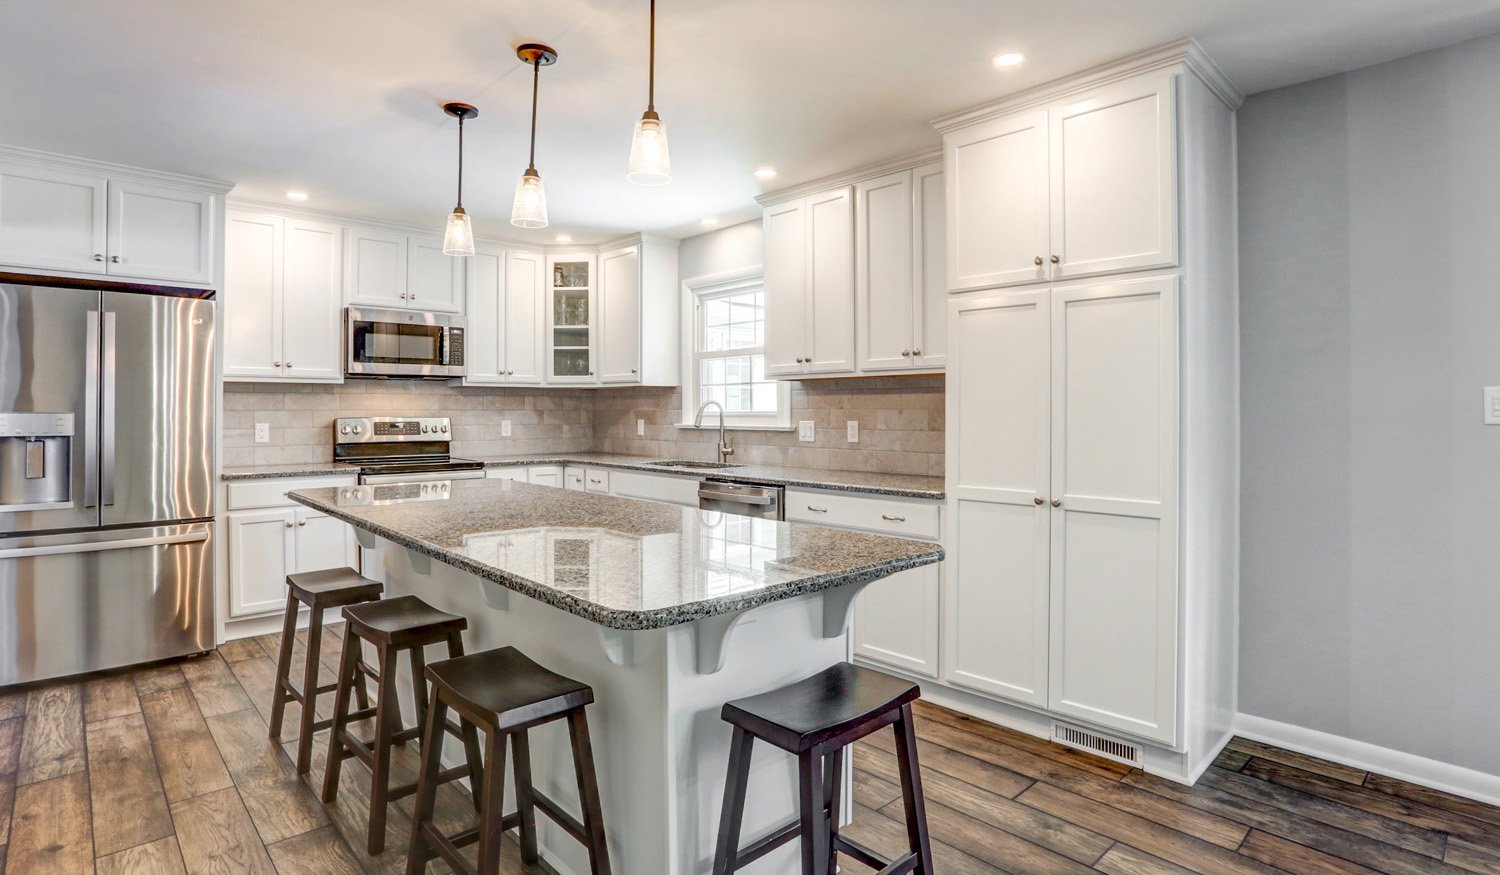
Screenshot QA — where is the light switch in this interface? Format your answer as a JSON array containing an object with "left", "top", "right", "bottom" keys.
[
  {"left": 501, "top": 420, "right": 513, "bottom": 437},
  {"left": 254, "top": 422, "right": 270, "bottom": 444},
  {"left": 637, "top": 418, "right": 646, "bottom": 436},
  {"left": 847, "top": 420, "right": 859, "bottom": 443},
  {"left": 798, "top": 421, "right": 815, "bottom": 442},
  {"left": 1486, "top": 387, "right": 1500, "bottom": 425}
]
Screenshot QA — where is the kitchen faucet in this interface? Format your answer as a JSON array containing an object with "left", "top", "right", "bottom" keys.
[{"left": 693, "top": 400, "right": 734, "bottom": 464}]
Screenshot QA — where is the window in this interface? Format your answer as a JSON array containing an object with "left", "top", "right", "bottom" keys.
[{"left": 682, "top": 271, "right": 790, "bottom": 429}]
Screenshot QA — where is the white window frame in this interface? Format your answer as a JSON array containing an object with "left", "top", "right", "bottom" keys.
[{"left": 679, "top": 266, "right": 792, "bottom": 430}]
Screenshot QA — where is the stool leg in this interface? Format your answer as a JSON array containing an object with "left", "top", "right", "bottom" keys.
[
  {"left": 713, "top": 727, "right": 754, "bottom": 875},
  {"left": 476, "top": 729, "right": 509, "bottom": 875},
  {"left": 797, "top": 750, "right": 830, "bottom": 875},
  {"left": 447, "top": 632, "right": 484, "bottom": 813},
  {"left": 267, "top": 592, "right": 298, "bottom": 740},
  {"left": 321, "top": 624, "right": 361, "bottom": 803},
  {"left": 404, "top": 691, "right": 447, "bottom": 875},
  {"left": 294, "top": 605, "right": 326, "bottom": 774},
  {"left": 352, "top": 631, "right": 372, "bottom": 712},
  {"left": 567, "top": 709, "right": 612, "bottom": 875},
  {"left": 407, "top": 644, "right": 429, "bottom": 744},
  {"left": 823, "top": 748, "right": 844, "bottom": 875},
  {"left": 367, "top": 644, "right": 398, "bottom": 855},
  {"left": 511, "top": 729, "right": 540, "bottom": 864},
  {"left": 893, "top": 704, "right": 934, "bottom": 875}
]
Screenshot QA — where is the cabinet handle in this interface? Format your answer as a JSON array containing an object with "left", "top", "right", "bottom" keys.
[
  {"left": 110, "top": 255, "right": 121, "bottom": 264},
  {"left": 1033, "top": 496, "right": 1044, "bottom": 505},
  {"left": 807, "top": 505, "right": 828, "bottom": 513},
  {"left": 881, "top": 514, "right": 906, "bottom": 522},
  {"left": 1051, "top": 498, "right": 1062, "bottom": 507},
  {"left": 1034, "top": 256, "right": 1043, "bottom": 266},
  {"left": 1050, "top": 255, "right": 1060, "bottom": 264},
  {"left": 590, "top": 478, "right": 603, "bottom": 485},
  {"left": 93, "top": 253, "right": 104, "bottom": 262}
]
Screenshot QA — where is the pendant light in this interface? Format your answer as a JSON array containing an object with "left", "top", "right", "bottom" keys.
[
  {"left": 511, "top": 43, "right": 557, "bottom": 229},
  {"left": 441, "top": 102, "right": 478, "bottom": 256},
  {"left": 626, "top": 0, "right": 671, "bottom": 185}
]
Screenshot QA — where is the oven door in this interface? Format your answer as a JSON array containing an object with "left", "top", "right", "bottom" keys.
[{"left": 345, "top": 307, "right": 461, "bottom": 378}]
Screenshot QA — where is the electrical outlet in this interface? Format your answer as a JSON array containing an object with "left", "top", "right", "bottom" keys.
[
  {"left": 846, "top": 420, "right": 859, "bottom": 443},
  {"left": 798, "top": 420, "right": 816, "bottom": 442},
  {"left": 254, "top": 422, "right": 270, "bottom": 444},
  {"left": 637, "top": 418, "right": 646, "bottom": 436},
  {"left": 501, "top": 420, "right": 513, "bottom": 437},
  {"left": 1486, "top": 387, "right": 1500, "bottom": 425}
]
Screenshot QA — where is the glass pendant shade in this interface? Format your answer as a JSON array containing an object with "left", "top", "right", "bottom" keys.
[
  {"left": 442, "top": 206, "right": 474, "bottom": 256},
  {"left": 510, "top": 169, "right": 548, "bottom": 229},
  {"left": 627, "top": 113, "right": 671, "bottom": 185}
]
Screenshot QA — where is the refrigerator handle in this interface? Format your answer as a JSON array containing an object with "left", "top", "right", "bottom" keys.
[
  {"left": 82, "top": 311, "right": 100, "bottom": 509},
  {"left": 0, "top": 528, "right": 209, "bottom": 560},
  {"left": 101, "top": 311, "right": 116, "bottom": 507}
]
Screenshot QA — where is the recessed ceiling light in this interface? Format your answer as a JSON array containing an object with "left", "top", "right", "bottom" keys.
[
  {"left": 753, "top": 167, "right": 777, "bottom": 180},
  {"left": 991, "top": 52, "right": 1025, "bottom": 69},
  {"left": 285, "top": 190, "right": 309, "bottom": 201},
  {"left": 555, "top": 234, "right": 572, "bottom": 243},
  {"left": 701, "top": 218, "right": 719, "bottom": 227}
]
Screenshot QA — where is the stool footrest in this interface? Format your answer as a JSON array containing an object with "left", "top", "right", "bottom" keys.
[
  {"left": 734, "top": 818, "right": 802, "bottom": 868},
  {"left": 532, "top": 790, "right": 591, "bottom": 846},
  {"left": 836, "top": 834, "right": 911, "bottom": 872}
]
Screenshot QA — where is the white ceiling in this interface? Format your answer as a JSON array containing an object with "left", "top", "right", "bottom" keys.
[{"left": 3, "top": 0, "right": 1498, "bottom": 244}]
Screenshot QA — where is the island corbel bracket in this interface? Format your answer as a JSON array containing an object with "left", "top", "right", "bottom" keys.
[
  {"left": 694, "top": 611, "right": 753, "bottom": 675},
  {"left": 822, "top": 579, "right": 876, "bottom": 638},
  {"left": 597, "top": 627, "right": 635, "bottom": 667},
  {"left": 353, "top": 529, "right": 378, "bottom": 550},
  {"left": 405, "top": 548, "right": 431, "bottom": 576}
]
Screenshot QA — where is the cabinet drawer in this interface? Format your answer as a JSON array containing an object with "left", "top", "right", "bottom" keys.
[
  {"left": 785, "top": 488, "right": 940, "bottom": 540},
  {"left": 485, "top": 467, "right": 528, "bottom": 482},
  {"left": 584, "top": 468, "right": 611, "bottom": 494},
  {"left": 226, "top": 474, "right": 358, "bottom": 510}
]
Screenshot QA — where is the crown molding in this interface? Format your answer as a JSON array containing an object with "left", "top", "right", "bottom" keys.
[
  {"left": 754, "top": 148, "right": 943, "bottom": 208},
  {"left": 598, "top": 231, "right": 682, "bottom": 251},
  {"left": 0, "top": 143, "right": 235, "bottom": 193}
]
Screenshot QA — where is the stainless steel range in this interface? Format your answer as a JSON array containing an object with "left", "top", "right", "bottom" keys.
[{"left": 333, "top": 416, "right": 485, "bottom": 485}]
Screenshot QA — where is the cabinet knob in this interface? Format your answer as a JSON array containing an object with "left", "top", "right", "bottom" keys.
[
  {"left": 630, "top": 368, "right": 637, "bottom": 374},
  {"left": 1051, "top": 498, "right": 1062, "bottom": 507},
  {"left": 1050, "top": 255, "right": 1060, "bottom": 264},
  {"left": 93, "top": 253, "right": 104, "bottom": 262},
  {"left": 273, "top": 361, "right": 282, "bottom": 368},
  {"left": 1034, "top": 256, "right": 1043, "bottom": 266},
  {"left": 1033, "top": 496, "right": 1045, "bottom": 505},
  {"left": 285, "top": 521, "right": 293, "bottom": 528},
  {"left": 588, "top": 370, "right": 594, "bottom": 376},
  {"left": 297, "top": 520, "right": 307, "bottom": 527},
  {"left": 110, "top": 255, "right": 121, "bottom": 264},
  {"left": 912, "top": 348, "right": 921, "bottom": 356},
  {"left": 285, "top": 362, "right": 292, "bottom": 368},
  {"left": 901, "top": 349, "right": 911, "bottom": 357}
]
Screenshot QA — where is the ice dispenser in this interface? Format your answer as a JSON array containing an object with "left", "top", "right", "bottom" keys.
[{"left": 0, "top": 413, "right": 75, "bottom": 511}]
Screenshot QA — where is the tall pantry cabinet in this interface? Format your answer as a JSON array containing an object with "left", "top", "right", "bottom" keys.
[{"left": 936, "top": 41, "right": 1241, "bottom": 783}]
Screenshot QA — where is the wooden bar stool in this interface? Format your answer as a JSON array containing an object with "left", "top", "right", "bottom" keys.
[
  {"left": 269, "top": 567, "right": 383, "bottom": 775},
  {"left": 322, "top": 595, "right": 485, "bottom": 855},
  {"left": 406, "top": 646, "right": 612, "bottom": 875},
  {"left": 713, "top": 662, "right": 934, "bottom": 875}
]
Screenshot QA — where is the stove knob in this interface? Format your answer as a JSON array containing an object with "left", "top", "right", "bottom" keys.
[
  {"left": 440, "top": 425, "right": 449, "bottom": 433},
  {"left": 352, "top": 425, "right": 363, "bottom": 435},
  {"left": 339, "top": 425, "right": 350, "bottom": 435},
  {"left": 421, "top": 425, "right": 429, "bottom": 434}
]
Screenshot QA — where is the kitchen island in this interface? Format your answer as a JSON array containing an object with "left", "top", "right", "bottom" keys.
[{"left": 288, "top": 478, "right": 942, "bottom": 875}]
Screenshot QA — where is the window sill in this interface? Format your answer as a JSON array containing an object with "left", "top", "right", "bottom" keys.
[{"left": 674, "top": 422, "right": 796, "bottom": 433}]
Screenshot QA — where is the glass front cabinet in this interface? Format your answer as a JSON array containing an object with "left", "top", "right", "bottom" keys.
[{"left": 546, "top": 253, "right": 598, "bottom": 383}]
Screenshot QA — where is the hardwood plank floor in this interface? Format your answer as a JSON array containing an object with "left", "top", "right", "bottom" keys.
[{"left": 0, "top": 626, "right": 1495, "bottom": 873}]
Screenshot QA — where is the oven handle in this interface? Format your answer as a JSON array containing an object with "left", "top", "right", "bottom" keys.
[
  {"left": 360, "top": 469, "right": 485, "bottom": 485},
  {"left": 698, "top": 485, "right": 775, "bottom": 506}
]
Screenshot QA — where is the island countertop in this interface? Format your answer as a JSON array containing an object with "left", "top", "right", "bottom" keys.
[{"left": 287, "top": 478, "right": 943, "bottom": 631}]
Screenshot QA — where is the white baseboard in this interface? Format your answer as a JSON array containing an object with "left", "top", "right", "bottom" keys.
[{"left": 1235, "top": 712, "right": 1500, "bottom": 807}]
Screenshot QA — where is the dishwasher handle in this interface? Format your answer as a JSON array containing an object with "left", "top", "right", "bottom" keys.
[{"left": 698, "top": 485, "right": 774, "bottom": 506}]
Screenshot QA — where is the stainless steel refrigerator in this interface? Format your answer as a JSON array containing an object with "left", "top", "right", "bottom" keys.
[{"left": 0, "top": 275, "right": 215, "bottom": 685}]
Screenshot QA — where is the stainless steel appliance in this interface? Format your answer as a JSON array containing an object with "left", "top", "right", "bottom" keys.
[
  {"left": 345, "top": 307, "right": 465, "bottom": 379},
  {"left": 0, "top": 274, "right": 215, "bottom": 685},
  {"left": 334, "top": 416, "right": 485, "bottom": 485},
  {"left": 698, "top": 480, "right": 784, "bottom": 520}
]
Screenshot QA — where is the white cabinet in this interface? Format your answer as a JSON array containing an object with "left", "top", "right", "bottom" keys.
[
  {"left": 608, "top": 469, "right": 700, "bottom": 506},
  {"left": 225, "top": 475, "right": 360, "bottom": 618},
  {"left": 224, "top": 210, "right": 343, "bottom": 382},
  {"left": 584, "top": 468, "right": 610, "bottom": 494},
  {"left": 943, "top": 70, "right": 1177, "bottom": 292},
  {"left": 345, "top": 228, "right": 464, "bottom": 314},
  {"left": 485, "top": 467, "right": 528, "bottom": 482},
  {"left": 464, "top": 244, "right": 543, "bottom": 386},
  {"left": 528, "top": 466, "right": 564, "bottom": 488},
  {"left": 546, "top": 254, "right": 598, "bottom": 384},
  {"left": 598, "top": 236, "right": 680, "bottom": 386},
  {"left": 564, "top": 466, "right": 586, "bottom": 491},
  {"left": 944, "top": 276, "right": 1178, "bottom": 743},
  {"left": 855, "top": 162, "right": 947, "bottom": 372},
  {"left": 763, "top": 186, "right": 853, "bottom": 376},
  {"left": 0, "top": 160, "right": 218, "bottom": 285}
]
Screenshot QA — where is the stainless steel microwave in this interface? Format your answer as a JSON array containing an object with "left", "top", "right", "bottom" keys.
[{"left": 345, "top": 307, "right": 466, "bottom": 378}]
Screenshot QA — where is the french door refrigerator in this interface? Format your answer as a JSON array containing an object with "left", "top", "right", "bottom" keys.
[{"left": 0, "top": 275, "right": 215, "bottom": 685}]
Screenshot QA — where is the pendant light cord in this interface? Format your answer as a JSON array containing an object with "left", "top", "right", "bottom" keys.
[
  {"left": 455, "top": 115, "right": 465, "bottom": 208},
  {"left": 647, "top": 0, "right": 656, "bottom": 112},
  {"left": 528, "top": 58, "right": 541, "bottom": 171}
]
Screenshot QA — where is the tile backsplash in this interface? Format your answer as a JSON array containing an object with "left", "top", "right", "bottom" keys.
[{"left": 224, "top": 375, "right": 944, "bottom": 476}]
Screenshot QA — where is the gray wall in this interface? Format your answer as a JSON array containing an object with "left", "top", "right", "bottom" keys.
[{"left": 1239, "top": 32, "right": 1500, "bottom": 774}]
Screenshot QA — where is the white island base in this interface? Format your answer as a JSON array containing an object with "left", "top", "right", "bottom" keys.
[{"left": 367, "top": 537, "right": 857, "bottom": 875}]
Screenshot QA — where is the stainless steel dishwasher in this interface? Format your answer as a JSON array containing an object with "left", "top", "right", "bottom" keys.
[{"left": 697, "top": 480, "right": 784, "bottom": 520}]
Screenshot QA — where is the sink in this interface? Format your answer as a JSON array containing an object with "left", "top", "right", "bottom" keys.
[{"left": 645, "top": 460, "right": 741, "bottom": 469}]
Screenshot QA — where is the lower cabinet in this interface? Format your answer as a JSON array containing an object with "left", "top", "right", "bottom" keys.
[{"left": 225, "top": 475, "right": 360, "bottom": 618}]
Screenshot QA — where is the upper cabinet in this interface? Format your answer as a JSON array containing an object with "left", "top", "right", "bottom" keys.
[
  {"left": 463, "top": 243, "right": 543, "bottom": 386},
  {"left": 944, "top": 70, "right": 1177, "bottom": 293},
  {"left": 598, "top": 235, "right": 679, "bottom": 386},
  {"left": 546, "top": 253, "right": 597, "bottom": 384},
  {"left": 344, "top": 227, "right": 464, "bottom": 314},
  {"left": 763, "top": 185, "right": 854, "bottom": 377},
  {"left": 0, "top": 156, "right": 221, "bottom": 286},
  {"left": 855, "top": 161, "right": 947, "bottom": 372},
  {"left": 224, "top": 209, "right": 343, "bottom": 383}
]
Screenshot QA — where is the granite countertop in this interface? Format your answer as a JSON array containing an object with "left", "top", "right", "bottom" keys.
[
  {"left": 288, "top": 479, "right": 944, "bottom": 631},
  {"left": 224, "top": 452, "right": 944, "bottom": 500}
]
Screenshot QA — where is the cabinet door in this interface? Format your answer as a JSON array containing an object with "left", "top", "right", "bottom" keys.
[
  {"left": 584, "top": 468, "right": 611, "bottom": 494},
  {"left": 762, "top": 199, "right": 807, "bottom": 376},
  {"left": 855, "top": 172, "right": 914, "bottom": 372},
  {"left": 344, "top": 227, "right": 407, "bottom": 308},
  {"left": 504, "top": 250, "right": 545, "bottom": 385},
  {"left": 407, "top": 236, "right": 465, "bottom": 313},
  {"left": 564, "top": 467, "right": 586, "bottom": 491},
  {"left": 1049, "top": 71, "right": 1177, "bottom": 279},
  {"left": 106, "top": 181, "right": 214, "bottom": 284},
  {"left": 528, "top": 466, "right": 563, "bottom": 488},
  {"left": 282, "top": 218, "right": 344, "bottom": 381},
  {"left": 0, "top": 163, "right": 108, "bottom": 274},
  {"left": 805, "top": 186, "right": 854, "bottom": 374},
  {"left": 944, "top": 290, "right": 1051, "bottom": 707},
  {"left": 1048, "top": 276, "right": 1177, "bottom": 743},
  {"left": 945, "top": 109, "right": 1050, "bottom": 292},
  {"left": 294, "top": 508, "right": 357, "bottom": 574},
  {"left": 464, "top": 243, "right": 505, "bottom": 384},
  {"left": 913, "top": 162, "right": 947, "bottom": 370},
  {"left": 855, "top": 561, "right": 940, "bottom": 678},
  {"left": 599, "top": 245, "right": 641, "bottom": 383},
  {"left": 228, "top": 509, "right": 294, "bottom": 617},
  {"left": 546, "top": 254, "right": 597, "bottom": 384},
  {"left": 223, "top": 211, "right": 284, "bottom": 380}
]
